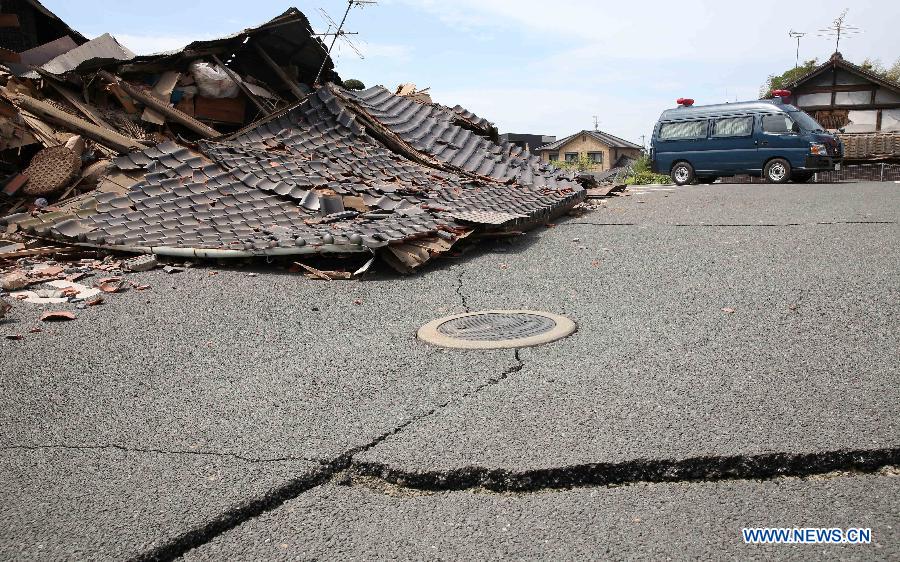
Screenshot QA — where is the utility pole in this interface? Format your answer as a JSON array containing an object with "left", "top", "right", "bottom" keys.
[
  {"left": 313, "top": 0, "right": 377, "bottom": 85},
  {"left": 788, "top": 29, "right": 806, "bottom": 68}
]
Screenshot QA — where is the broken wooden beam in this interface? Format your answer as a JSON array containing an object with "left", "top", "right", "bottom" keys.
[
  {"left": 10, "top": 92, "right": 149, "bottom": 153},
  {"left": 42, "top": 77, "right": 116, "bottom": 131},
  {"left": 97, "top": 71, "right": 220, "bottom": 138},
  {"left": 252, "top": 42, "right": 308, "bottom": 101},
  {"left": 209, "top": 55, "right": 271, "bottom": 116}
]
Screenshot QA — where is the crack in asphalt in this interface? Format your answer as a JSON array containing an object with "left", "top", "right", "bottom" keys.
[
  {"left": 455, "top": 266, "right": 471, "bottom": 312},
  {"left": 347, "top": 448, "right": 900, "bottom": 494},
  {"left": 132, "top": 349, "right": 525, "bottom": 562},
  {"left": 0, "top": 443, "right": 319, "bottom": 464}
]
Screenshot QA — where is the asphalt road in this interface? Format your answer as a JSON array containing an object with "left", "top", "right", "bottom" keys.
[{"left": 1, "top": 181, "right": 898, "bottom": 560}]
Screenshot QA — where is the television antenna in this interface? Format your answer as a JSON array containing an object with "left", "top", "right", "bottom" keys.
[
  {"left": 312, "top": 0, "right": 377, "bottom": 85},
  {"left": 592, "top": 115, "right": 600, "bottom": 131},
  {"left": 788, "top": 29, "right": 806, "bottom": 67},
  {"left": 817, "top": 9, "right": 860, "bottom": 54}
]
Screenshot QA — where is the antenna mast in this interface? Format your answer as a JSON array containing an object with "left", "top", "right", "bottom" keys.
[
  {"left": 817, "top": 9, "right": 860, "bottom": 54},
  {"left": 313, "top": 0, "right": 377, "bottom": 85},
  {"left": 788, "top": 29, "right": 806, "bottom": 67}
]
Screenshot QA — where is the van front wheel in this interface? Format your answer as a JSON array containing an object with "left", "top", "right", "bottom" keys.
[
  {"left": 671, "top": 162, "right": 695, "bottom": 186},
  {"left": 764, "top": 158, "right": 791, "bottom": 183}
]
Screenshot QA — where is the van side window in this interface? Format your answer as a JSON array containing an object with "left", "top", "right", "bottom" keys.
[
  {"left": 712, "top": 116, "right": 753, "bottom": 137},
  {"left": 762, "top": 114, "right": 793, "bottom": 133},
  {"left": 658, "top": 120, "right": 706, "bottom": 140}
]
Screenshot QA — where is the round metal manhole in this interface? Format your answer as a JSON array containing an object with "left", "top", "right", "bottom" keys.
[{"left": 418, "top": 310, "right": 576, "bottom": 350}]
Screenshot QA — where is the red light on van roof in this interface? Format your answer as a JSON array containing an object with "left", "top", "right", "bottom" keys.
[
  {"left": 676, "top": 98, "right": 695, "bottom": 107},
  {"left": 772, "top": 89, "right": 791, "bottom": 98}
]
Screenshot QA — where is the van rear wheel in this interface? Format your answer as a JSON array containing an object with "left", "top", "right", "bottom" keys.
[
  {"left": 764, "top": 158, "right": 791, "bottom": 184},
  {"left": 671, "top": 162, "right": 695, "bottom": 186}
]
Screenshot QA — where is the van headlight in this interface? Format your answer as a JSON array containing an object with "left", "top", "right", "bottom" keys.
[{"left": 809, "top": 143, "right": 828, "bottom": 155}]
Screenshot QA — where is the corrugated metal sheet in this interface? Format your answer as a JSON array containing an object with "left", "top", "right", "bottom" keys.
[{"left": 39, "top": 33, "right": 135, "bottom": 75}]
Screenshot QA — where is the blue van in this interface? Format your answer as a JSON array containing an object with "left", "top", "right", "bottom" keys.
[{"left": 650, "top": 94, "right": 842, "bottom": 185}]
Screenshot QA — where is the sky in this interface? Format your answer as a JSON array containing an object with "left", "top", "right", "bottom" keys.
[{"left": 45, "top": 0, "right": 899, "bottom": 146}]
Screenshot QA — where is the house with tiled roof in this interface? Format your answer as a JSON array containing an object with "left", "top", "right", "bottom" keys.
[
  {"left": 764, "top": 52, "right": 900, "bottom": 160},
  {"left": 537, "top": 129, "right": 643, "bottom": 172}
]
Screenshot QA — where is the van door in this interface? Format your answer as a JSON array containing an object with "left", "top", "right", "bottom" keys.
[
  {"left": 708, "top": 115, "right": 756, "bottom": 173},
  {"left": 654, "top": 119, "right": 709, "bottom": 174},
  {"left": 757, "top": 113, "right": 808, "bottom": 171}
]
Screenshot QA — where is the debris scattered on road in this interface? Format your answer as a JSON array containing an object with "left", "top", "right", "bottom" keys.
[
  {"left": 40, "top": 310, "right": 75, "bottom": 322},
  {"left": 96, "top": 277, "right": 126, "bottom": 293},
  {"left": 722, "top": 307, "right": 736, "bottom": 314}
]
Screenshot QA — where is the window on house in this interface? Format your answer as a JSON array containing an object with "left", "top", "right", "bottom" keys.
[
  {"left": 587, "top": 152, "right": 603, "bottom": 164},
  {"left": 712, "top": 116, "right": 753, "bottom": 137},
  {"left": 548, "top": 152, "right": 559, "bottom": 161},
  {"left": 564, "top": 152, "right": 579, "bottom": 162},
  {"left": 658, "top": 120, "right": 707, "bottom": 140}
]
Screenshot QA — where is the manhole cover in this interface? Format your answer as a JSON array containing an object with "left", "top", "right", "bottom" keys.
[{"left": 418, "top": 310, "right": 576, "bottom": 349}]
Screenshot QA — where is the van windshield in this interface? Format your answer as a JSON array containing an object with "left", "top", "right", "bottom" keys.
[{"left": 789, "top": 110, "right": 826, "bottom": 133}]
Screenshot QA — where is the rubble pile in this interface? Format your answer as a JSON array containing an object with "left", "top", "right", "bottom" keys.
[{"left": 0, "top": 2, "right": 586, "bottom": 283}]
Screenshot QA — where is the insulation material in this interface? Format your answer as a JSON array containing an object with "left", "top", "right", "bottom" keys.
[{"left": 190, "top": 62, "right": 241, "bottom": 99}]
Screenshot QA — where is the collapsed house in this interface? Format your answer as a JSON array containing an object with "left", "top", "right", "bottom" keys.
[{"left": 0, "top": 5, "right": 584, "bottom": 274}]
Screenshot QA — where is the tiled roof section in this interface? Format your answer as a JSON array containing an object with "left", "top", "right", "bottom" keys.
[
  {"left": 537, "top": 130, "right": 643, "bottom": 152},
  {"left": 773, "top": 53, "right": 900, "bottom": 96},
  {"left": 341, "top": 86, "right": 579, "bottom": 190},
  {"left": 16, "top": 87, "right": 583, "bottom": 259}
]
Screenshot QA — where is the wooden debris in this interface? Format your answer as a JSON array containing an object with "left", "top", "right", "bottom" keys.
[
  {"left": 295, "top": 262, "right": 351, "bottom": 280},
  {"left": 10, "top": 92, "right": 149, "bottom": 153},
  {"left": 98, "top": 71, "right": 219, "bottom": 138}
]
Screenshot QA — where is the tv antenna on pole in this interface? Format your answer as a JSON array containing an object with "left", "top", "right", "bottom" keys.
[
  {"left": 817, "top": 9, "right": 860, "bottom": 54},
  {"left": 592, "top": 115, "right": 600, "bottom": 131},
  {"left": 788, "top": 29, "right": 806, "bottom": 67},
  {"left": 312, "top": 0, "right": 377, "bottom": 85}
]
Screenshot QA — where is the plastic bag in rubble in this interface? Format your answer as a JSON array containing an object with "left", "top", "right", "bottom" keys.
[{"left": 189, "top": 61, "right": 240, "bottom": 99}]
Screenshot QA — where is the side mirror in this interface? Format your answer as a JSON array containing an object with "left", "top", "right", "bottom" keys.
[{"left": 838, "top": 127, "right": 846, "bottom": 134}]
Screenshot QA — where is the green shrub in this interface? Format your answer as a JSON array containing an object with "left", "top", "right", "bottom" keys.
[
  {"left": 552, "top": 154, "right": 597, "bottom": 172},
  {"left": 343, "top": 78, "right": 365, "bottom": 91},
  {"left": 624, "top": 155, "right": 670, "bottom": 185}
]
